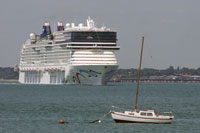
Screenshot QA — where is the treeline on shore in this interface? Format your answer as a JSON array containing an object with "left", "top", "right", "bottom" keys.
[
  {"left": 114, "top": 66, "right": 200, "bottom": 78},
  {"left": 110, "top": 66, "right": 200, "bottom": 82},
  {"left": 0, "top": 66, "right": 200, "bottom": 80},
  {"left": 0, "top": 67, "right": 18, "bottom": 79}
]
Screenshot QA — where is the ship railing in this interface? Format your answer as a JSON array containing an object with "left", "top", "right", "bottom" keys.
[{"left": 67, "top": 45, "right": 120, "bottom": 49}]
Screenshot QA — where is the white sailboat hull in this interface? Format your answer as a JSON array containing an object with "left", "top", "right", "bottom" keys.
[{"left": 111, "top": 111, "right": 173, "bottom": 124}]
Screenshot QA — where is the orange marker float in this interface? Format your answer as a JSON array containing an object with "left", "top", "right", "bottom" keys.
[{"left": 59, "top": 120, "right": 65, "bottom": 124}]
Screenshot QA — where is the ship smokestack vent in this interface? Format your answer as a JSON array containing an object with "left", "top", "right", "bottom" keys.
[
  {"left": 57, "top": 21, "right": 64, "bottom": 31},
  {"left": 40, "top": 22, "right": 53, "bottom": 40}
]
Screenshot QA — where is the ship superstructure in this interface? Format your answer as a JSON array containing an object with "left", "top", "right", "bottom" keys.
[{"left": 19, "top": 17, "right": 120, "bottom": 85}]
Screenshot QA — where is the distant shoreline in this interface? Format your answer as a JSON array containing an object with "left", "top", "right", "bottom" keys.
[
  {"left": 0, "top": 79, "right": 18, "bottom": 82},
  {"left": 110, "top": 80, "right": 200, "bottom": 83}
]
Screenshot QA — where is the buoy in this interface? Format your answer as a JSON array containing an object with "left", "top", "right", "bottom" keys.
[{"left": 59, "top": 120, "right": 65, "bottom": 124}]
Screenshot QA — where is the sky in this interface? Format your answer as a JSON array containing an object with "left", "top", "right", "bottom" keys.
[{"left": 0, "top": 0, "right": 200, "bottom": 69}]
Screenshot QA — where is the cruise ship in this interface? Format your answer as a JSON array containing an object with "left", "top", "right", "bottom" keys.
[{"left": 19, "top": 17, "right": 120, "bottom": 85}]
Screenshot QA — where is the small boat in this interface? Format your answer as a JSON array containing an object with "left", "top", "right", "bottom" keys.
[
  {"left": 111, "top": 37, "right": 174, "bottom": 124},
  {"left": 111, "top": 109, "right": 173, "bottom": 124}
]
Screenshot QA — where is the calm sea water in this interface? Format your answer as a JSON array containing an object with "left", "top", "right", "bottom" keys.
[{"left": 0, "top": 82, "right": 200, "bottom": 133}]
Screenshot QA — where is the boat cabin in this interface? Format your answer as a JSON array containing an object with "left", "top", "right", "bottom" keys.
[
  {"left": 139, "top": 110, "right": 155, "bottom": 116},
  {"left": 125, "top": 110, "right": 157, "bottom": 117}
]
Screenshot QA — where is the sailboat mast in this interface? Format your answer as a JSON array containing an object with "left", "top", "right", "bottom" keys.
[{"left": 134, "top": 36, "right": 144, "bottom": 111}]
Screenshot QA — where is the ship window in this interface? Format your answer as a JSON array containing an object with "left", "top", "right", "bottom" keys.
[
  {"left": 140, "top": 112, "right": 146, "bottom": 116},
  {"left": 71, "top": 32, "right": 117, "bottom": 42},
  {"left": 147, "top": 113, "right": 153, "bottom": 116}
]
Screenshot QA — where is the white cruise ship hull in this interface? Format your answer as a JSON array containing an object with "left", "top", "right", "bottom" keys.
[{"left": 19, "top": 65, "right": 118, "bottom": 85}]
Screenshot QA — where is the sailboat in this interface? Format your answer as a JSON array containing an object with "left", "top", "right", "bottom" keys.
[{"left": 111, "top": 36, "right": 174, "bottom": 124}]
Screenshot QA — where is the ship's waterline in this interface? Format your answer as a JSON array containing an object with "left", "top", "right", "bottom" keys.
[{"left": 19, "top": 17, "right": 120, "bottom": 85}]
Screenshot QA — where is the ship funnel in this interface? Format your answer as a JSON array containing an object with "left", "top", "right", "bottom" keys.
[
  {"left": 57, "top": 21, "right": 64, "bottom": 31},
  {"left": 40, "top": 22, "right": 53, "bottom": 40}
]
